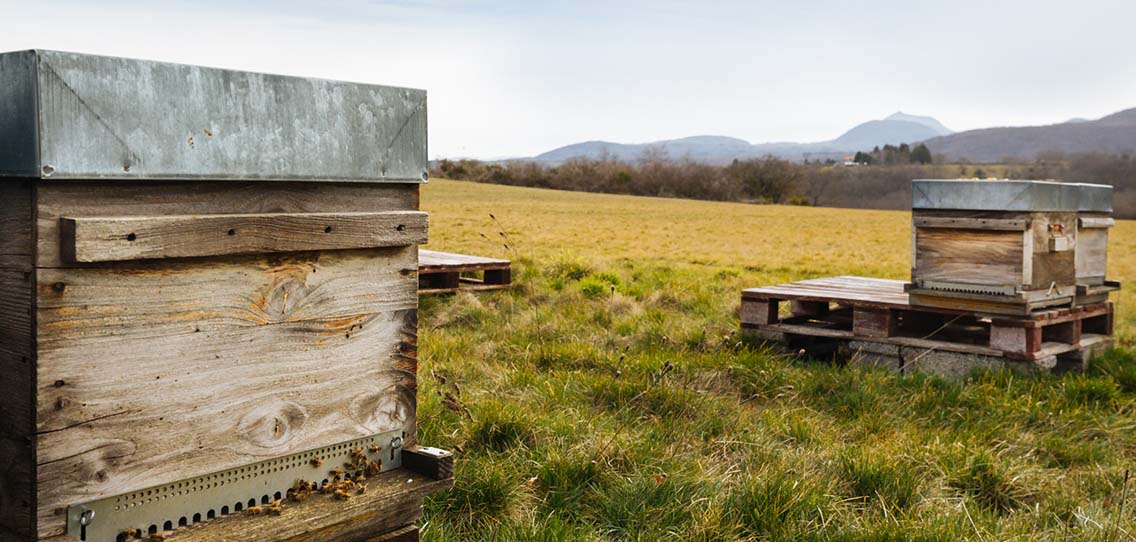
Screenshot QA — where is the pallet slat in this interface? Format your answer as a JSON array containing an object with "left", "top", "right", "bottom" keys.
[{"left": 418, "top": 250, "right": 512, "bottom": 295}]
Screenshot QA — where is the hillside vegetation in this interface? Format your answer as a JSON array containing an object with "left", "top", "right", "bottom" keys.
[
  {"left": 418, "top": 179, "right": 1136, "bottom": 541},
  {"left": 434, "top": 153, "right": 1136, "bottom": 219}
]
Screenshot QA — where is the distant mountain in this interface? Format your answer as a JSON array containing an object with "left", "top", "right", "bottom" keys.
[
  {"left": 882, "top": 112, "right": 953, "bottom": 135},
  {"left": 528, "top": 112, "right": 951, "bottom": 165},
  {"left": 829, "top": 120, "right": 946, "bottom": 152},
  {"left": 923, "top": 108, "right": 1136, "bottom": 162}
]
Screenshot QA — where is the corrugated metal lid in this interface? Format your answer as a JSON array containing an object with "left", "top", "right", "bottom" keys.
[{"left": 0, "top": 50, "right": 427, "bottom": 183}]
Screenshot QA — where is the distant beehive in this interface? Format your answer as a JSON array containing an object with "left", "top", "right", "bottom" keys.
[
  {"left": 0, "top": 50, "right": 451, "bottom": 542},
  {"left": 906, "top": 179, "right": 1118, "bottom": 315}
]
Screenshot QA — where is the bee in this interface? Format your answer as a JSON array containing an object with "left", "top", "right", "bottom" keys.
[
  {"left": 290, "top": 490, "right": 309, "bottom": 503},
  {"left": 357, "top": 485, "right": 367, "bottom": 495},
  {"left": 339, "top": 479, "right": 356, "bottom": 491},
  {"left": 366, "top": 460, "right": 382, "bottom": 476},
  {"left": 310, "top": 458, "right": 323, "bottom": 468},
  {"left": 329, "top": 467, "right": 344, "bottom": 479},
  {"left": 320, "top": 481, "right": 339, "bottom": 494},
  {"left": 270, "top": 499, "right": 281, "bottom": 508},
  {"left": 369, "top": 445, "right": 382, "bottom": 454},
  {"left": 120, "top": 529, "right": 140, "bottom": 539},
  {"left": 354, "top": 474, "right": 366, "bottom": 484},
  {"left": 246, "top": 506, "right": 263, "bottom": 515},
  {"left": 267, "top": 502, "right": 283, "bottom": 516},
  {"left": 148, "top": 534, "right": 167, "bottom": 542},
  {"left": 333, "top": 489, "right": 352, "bottom": 501}
]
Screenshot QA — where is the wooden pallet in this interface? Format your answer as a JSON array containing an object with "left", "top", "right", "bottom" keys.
[
  {"left": 419, "top": 249, "right": 512, "bottom": 294},
  {"left": 741, "top": 276, "right": 1114, "bottom": 366}
]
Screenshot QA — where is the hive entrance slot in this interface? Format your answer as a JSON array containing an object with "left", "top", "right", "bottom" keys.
[{"left": 66, "top": 431, "right": 405, "bottom": 541}]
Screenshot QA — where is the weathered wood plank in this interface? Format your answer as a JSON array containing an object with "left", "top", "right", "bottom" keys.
[
  {"left": 1079, "top": 217, "right": 1115, "bottom": 229},
  {"left": 914, "top": 227, "right": 1023, "bottom": 287},
  {"left": 40, "top": 468, "right": 450, "bottom": 542},
  {"left": 417, "top": 249, "right": 509, "bottom": 272},
  {"left": 0, "top": 182, "right": 34, "bottom": 259},
  {"left": 33, "top": 248, "right": 420, "bottom": 539},
  {"left": 35, "top": 182, "right": 420, "bottom": 267},
  {"left": 1026, "top": 212, "right": 1077, "bottom": 289},
  {"left": 61, "top": 212, "right": 428, "bottom": 263},
  {"left": 366, "top": 525, "right": 420, "bottom": 542},
  {"left": 913, "top": 216, "right": 1028, "bottom": 231},
  {"left": 1076, "top": 227, "right": 1109, "bottom": 282},
  {"left": 0, "top": 182, "right": 35, "bottom": 542}
]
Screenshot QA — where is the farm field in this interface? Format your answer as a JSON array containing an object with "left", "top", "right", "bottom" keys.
[{"left": 417, "top": 178, "right": 1136, "bottom": 541}]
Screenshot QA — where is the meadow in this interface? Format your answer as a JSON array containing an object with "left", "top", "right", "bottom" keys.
[{"left": 417, "top": 178, "right": 1136, "bottom": 541}]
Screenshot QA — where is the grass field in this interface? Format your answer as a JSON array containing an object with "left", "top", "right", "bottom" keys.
[{"left": 416, "top": 179, "right": 1136, "bottom": 541}]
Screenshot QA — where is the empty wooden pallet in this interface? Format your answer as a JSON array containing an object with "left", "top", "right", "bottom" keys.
[
  {"left": 741, "top": 276, "right": 1115, "bottom": 375},
  {"left": 419, "top": 250, "right": 512, "bottom": 294}
]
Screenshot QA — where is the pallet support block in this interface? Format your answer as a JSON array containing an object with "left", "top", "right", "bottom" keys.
[
  {"left": 741, "top": 299, "right": 779, "bottom": 326},
  {"left": 483, "top": 268, "right": 511, "bottom": 286},
  {"left": 853, "top": 308, "right": 895, "bottom": 338},
  {"left": 989, "top": 324, "right": 1041, "bottom": 358}
]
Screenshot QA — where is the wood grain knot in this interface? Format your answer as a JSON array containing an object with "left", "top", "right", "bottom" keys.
[
  {"left": 350, "top": 390, "right": 411, "bottom": 433},
  {"left": 237, "top": 400, "right": 308, "bottom": 449}
]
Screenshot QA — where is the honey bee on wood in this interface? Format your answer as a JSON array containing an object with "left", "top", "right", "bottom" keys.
[
  {"left": 292, "top": 479, "right": 314, "bottom": 492},
  {"left": 329, "top": 467, "right": 344, "bottom": 480},
  {"left": 339, "top": 479, "right": 356, "bottom": 492},
  {"left": 246, "top": 506, "right": 263, "bottom": 515},
  {"left": 120, "top": 529, "right": 140, "bottom": 539},
  {"left": 267, "top": 502, "right": 283, "bottom": 516},
  {"left": 354, "top": 474, "right": 366, "bottom": 484},
  {"left": 357, "top": 485, "right": 367, "bottom": 495},
  {"left": 310, "top": 458, "right": 323, "bottom": 468},
  {"left": 366, "top": 460, "right": 382, "bottom": 477},
  {"left": 148, "top": 533, "right": 167, "bottom": 541},
  {"left": 320, "top": 481, "right": 339, "bottom": 494},
  {"left": 368, "top": 445, "right": 382, "bottom": 454},
  {"left": 290, "top": 490, "right": 309, "bottom": 503},
  {"left": 333, "top": 489, "right": 352, "bottom": 501}
]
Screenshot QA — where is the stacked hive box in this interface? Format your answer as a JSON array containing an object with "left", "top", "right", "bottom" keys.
[
  {"left": 906, "top": 179, "right": 1118, "bottom": 315},
  {"left": 740, "top": 179, "right": 1119, "bottom": 375},
  {"left": 0, "top": 50, "right": 451, "bottom": 542}
]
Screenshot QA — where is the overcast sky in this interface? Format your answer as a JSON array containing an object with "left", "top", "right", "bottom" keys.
[{"left": 2, "top": 0, "right": 1134, "bottom": 159}]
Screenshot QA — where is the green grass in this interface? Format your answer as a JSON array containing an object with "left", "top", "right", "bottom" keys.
[{"left": 417, "top": 179, "right": 1136, "bottom": 541}]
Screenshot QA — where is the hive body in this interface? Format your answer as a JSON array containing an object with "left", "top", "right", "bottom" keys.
[
  {"left": 0, "top": 50, "right": 447, "bottom": 542},
  {"left": 907, "top": 179, "right": 1116, "bottom": 315}
]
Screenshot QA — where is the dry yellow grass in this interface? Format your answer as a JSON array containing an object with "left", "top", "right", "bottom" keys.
[{"left": 422, "top": 178, "right": 1134, "bottom": 340}]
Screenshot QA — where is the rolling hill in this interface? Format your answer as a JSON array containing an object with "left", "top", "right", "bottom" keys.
[
  {"left": 529, "top": 111, "right": 952, "bottom": 165},
  {"left": 517, "top": 107, "right": 1136, "bottom": 165},
  {"left": 923, "top": 108, "right": 1136, "bottom": 162}
]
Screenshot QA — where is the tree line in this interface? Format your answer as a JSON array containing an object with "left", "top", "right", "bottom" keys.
[{"left": 432, "top": 151, "right": 1136, "bottom": 218}]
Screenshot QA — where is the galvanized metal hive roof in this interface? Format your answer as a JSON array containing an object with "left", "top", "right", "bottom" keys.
[
  {"left": 912, "top": 179, "right": 1112, "bottom": 212},
  {"left": 0, "top": 50, "right": 427, "bottom": 182}
]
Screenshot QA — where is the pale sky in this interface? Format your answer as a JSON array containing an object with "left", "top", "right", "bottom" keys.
[{"left": 2, "top": 0, "right": 1134, "bottom": 159}]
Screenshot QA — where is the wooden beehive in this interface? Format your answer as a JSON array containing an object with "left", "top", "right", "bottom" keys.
[
  {"left": 0, "top": 50, "right": 451, "bottom": 542},
  {"left": 907, "top": 179, "right": 1118, "bottom": 315}
]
